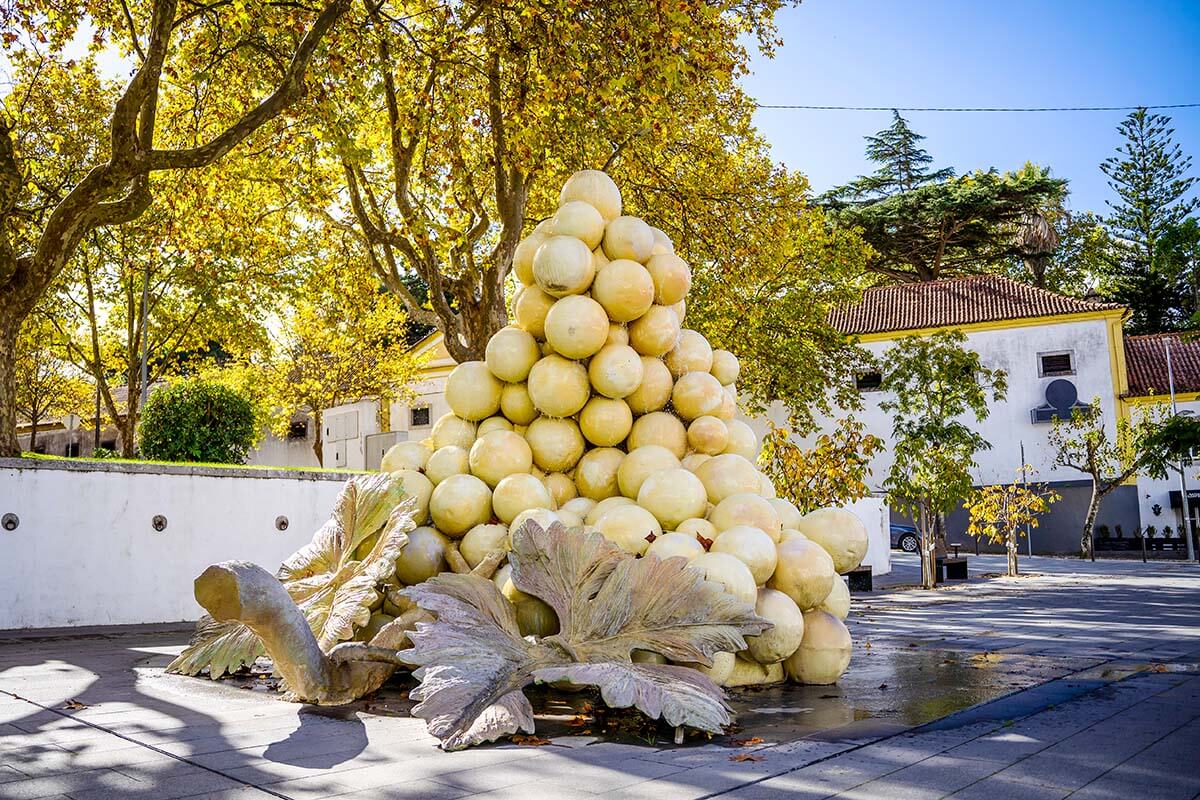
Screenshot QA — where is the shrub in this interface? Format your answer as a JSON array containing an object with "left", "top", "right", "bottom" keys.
[
  {"left": 139, "top": 379, "right": 257, "bottom": 464},
  {"left": 89, "top": 446, "right": 120, "bottom": 460}
]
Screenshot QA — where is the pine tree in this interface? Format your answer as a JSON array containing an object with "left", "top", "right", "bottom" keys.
[
  {"left": 1099, "top": 108, "right": 1198, "bottom": 331},
  {"left": 831, "top": 111, "right": 955, "bottom": 200},
  {"left": 1101, "top": 108, "right": 1198, "bottom": 265}
]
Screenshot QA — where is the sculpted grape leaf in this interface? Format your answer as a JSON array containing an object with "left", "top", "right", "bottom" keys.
[
  {"left": 400, "top": 521, "right": 769, "bottom": 750},
  {"left": 167, "top": 474, "right": 411, "bottom": 677},
  {"left": 532, "top": 662, "right": 733, "bottom": 732}
]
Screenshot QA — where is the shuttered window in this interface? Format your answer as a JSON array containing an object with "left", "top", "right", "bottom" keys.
[{"left": 1039, "top": 352, "right": 1074, "bottom": 377}]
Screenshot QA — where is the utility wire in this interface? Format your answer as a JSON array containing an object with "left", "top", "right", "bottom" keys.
[{"left": 754, "top": 102, "right": 1200, "bottom": 112}]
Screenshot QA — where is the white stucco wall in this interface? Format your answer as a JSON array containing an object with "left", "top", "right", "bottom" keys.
[
  {"left": 0, "top": 462, "right": 354, "bottom": 630},
  {"left": 750, "top": 318, "right": 1123, "bottom": 494},
  {"left": 840, "top": 495, "right": 891, "bottom": 575},
  {"left": 1135, "top": 396, "right": 1200, "bottom": 536}
]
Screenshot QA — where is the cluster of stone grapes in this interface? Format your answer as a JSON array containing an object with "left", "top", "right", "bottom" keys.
[{"left": 379, "top": 170, "right": 863, "bottom": 686}]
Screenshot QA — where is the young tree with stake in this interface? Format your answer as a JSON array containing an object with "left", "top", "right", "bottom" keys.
[{"left": 966, "top": 470, "right": 1059, "bottom": 577}]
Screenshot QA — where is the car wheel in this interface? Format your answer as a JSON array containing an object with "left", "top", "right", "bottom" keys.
[{"left": 900, "top": 534, "right": 919, "bottom": 553}]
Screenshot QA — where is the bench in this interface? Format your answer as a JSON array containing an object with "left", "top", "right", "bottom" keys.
[
  {"left": 845, "top": 565, "right": 872, "bottom": 592},
  {"left": 936, "top": 556, "right": 968, "bottom": 580}
]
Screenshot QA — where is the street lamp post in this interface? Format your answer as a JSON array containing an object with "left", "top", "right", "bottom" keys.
[{"left": 1165, "top": 338, "right": 1197, "bottom": 563}]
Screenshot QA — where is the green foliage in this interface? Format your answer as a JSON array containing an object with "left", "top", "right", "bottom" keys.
[
  {"left": 1098, "top": 109, "right": 1198, "bottom": 332},
  {"left": 828, "top": 111, "right": 955, "bottom": 200},
  {"left": 966, "top": 469, "right": 1059, "bottom": 576},
  {"left": 139, "top": 379, "right": 257, "bottom": 464},
  {"left": 827, "top": 163, "right": 1067, "bottom": 282},
  {"left": 878, "top": 330, "right": 1007, "bottom": 586},
  {"left": 89, "top": 446, "right": 120, "bottom": 460},
  {"left": 758, "top": 416, "right": 884, "bottom": 513},
  {"left": 1049, "top": 400, "right": 1200, "bottom": 556}
]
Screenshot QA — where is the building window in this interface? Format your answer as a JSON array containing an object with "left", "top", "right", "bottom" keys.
[
  {"left": 1038, "top": 351, "right": 1074, "bottom": 377},
  {"left": 855, "top": 372, "right": 883, "bottom": 392},
  {"left": 64, "top": 442, "right": 80, "bottom": 457},
  {"left": 411, "top": 407, "right": 431, "bottom": 427},
  {"left": 100, "top": 439, "right": 116, "bottom": 451},
  {"left": 287, "top": 420, "right": 309, "bottom": 440}
]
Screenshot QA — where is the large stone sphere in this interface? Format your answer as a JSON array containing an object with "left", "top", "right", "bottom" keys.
[
  {"left": 665, "top": 329, "right": 714, "bottom": 377},
  {"left": 567, "top": 447, "right": 619, "bottom": 500},
  {"left": 710, "top": 349, "right": 741, "bottom": 386},
  {"left": 676, "top": 517, "right": 718, "bottom": 542},
  {"left": 392, "top": 469, "right": 433, "bottom": 526},
  {"left": 686, "top": 416, "right": 729, "bottom": 455},
  {"left": 429, "top": 473, "right": 492, "bottom": 538},
  {"left": 446, "top": 361, "right": 503, "bottom": 421},
  {"left": 617, "top": 445, "right": 680, "bottom": 499},
  {"left": 499, "top": 383, "right": 538, "bottom": 425},
  {"left": 485, "top": 326, "right": 540, "bottom": 383},
  {"left": 711, "top": 525, "right": 778, "bottom": 585},
  {"left": 793, "top": 508, "right": 870, "bottom": 574},
  {"left": 645, "top": 252, "right": 692, "bottom": 306},
  {"left": 784, "top": 610, "right": 852, "bottom": 685},
  {"left": 690, "top": 552, "right": 757, "bottom": 605},
  {"left": 534, "top": 234, "right": 594, "bottom": 297},
  {"left": 645, "top": 531, "right": 705, "bottom": 562},
  {"left": 542, "top": 472, "right": 577, "bottom": 507},
  {"left": 559, "top": 169, "right": 622, "bottom": 222},
  {"left": 550, "top": 200, "right": 605, "bottom": 249},
  {"left": 585, "top": 495, "right": 634, "bottom": 525},
  {"left": 560, "top": 496, "right": 596, "bottom": 519},
  {"left": 722, "top": 419, "right": 759, "bottom": 460},
  {"left": 627, "top": 411, "right": 688, "bottom": 458},
  {"left": 491, "top": 473, "right": 555, "bottom": 524},
  {"left": 431, "top": 413, "right": 476, "bottom": 451},
  {"left": 460, "top": 523, "right": 509, "bottom": 568},
  {"left": 588, "top": 344, "right": 645, "bottom": 399},
  {"left": 381, "top": 441, "right": 430, "bottom": 473},
  {"left": 769, "top": 497, "right": 804, "bottom": 532},
  {"left": 625, "top": 357, "right": 674, "bottom": 414},
  {"left": 820, "top": 577, "right": 851, "bottom": 620},
  {"left": 672, "top": 371, "right": 725, "bottom": 421},
  {"left": 394, "top": 526, "right": 449, "bottom": 585},
  {"left": 579, "top": 397, "right": 633, "bottom": 447},
  {"left": 591, "top": 259, "right": 655, "bottom": 322},
  {"left": 694, "top": 453, "right": 762, "bottom": 505},
  {"left": 545, "top": 295, "right": 609, "bottom": 359},
  {"left": 602, "top": 215, "right": 654, "bottom": 262},
  {"left": 637, "top": 468, "right": 708, "bottom": 530},
  {"left": 425, "top": 445, "right": 469, "bottom": 486},
  {"left": 468, "top": 430, "right": 533, "bottom": 488},
  {"left": 628, "top": 305, "right": 681, "bottom": 357},
  {"left": 709, "top": 492, "right": 782, "bottom": 542},
  {"left": 594, "top": 504, "right": 661, "bottom": 555},
  {"left": 745, "top": 588, "right": 805, "bottom": 665},
  {"left": 768, "top": 537, "right": 836, "bottom": 611},
  {"left": 524, "top": 416, "right": 585, "bottom": 472},
  {"left": 477, "top": 416, "right": 513, "bottom": 436},
  {"left": 527, "top": 355, "right": 590, "bottom": 418},
  {"left": 513, "top": 285, "right": 555, "bottom": 339}
]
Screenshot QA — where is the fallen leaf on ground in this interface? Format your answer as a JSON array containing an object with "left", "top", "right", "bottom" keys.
[
  {"left": 1150, "top": 663, "right": 1169, "bottom": 673},
  {"left": 61, "top": 699, "right": 89, "bottom": 710},
  {"left": 730, "top": 754, "right": 764, "bottom": 762},
  {"left": 510, "top": 735, "right": 553, "bottom": 746},
  {"left": 731, "top": 736, "right": 764, "bottom": 747}
]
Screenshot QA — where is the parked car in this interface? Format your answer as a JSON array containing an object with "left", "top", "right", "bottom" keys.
[{"left": 890, "top": 523, "right": 919, "bottom": 553}]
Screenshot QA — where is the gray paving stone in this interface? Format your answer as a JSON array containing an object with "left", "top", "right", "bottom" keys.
[{"left": 945, "top": 774, "right": 1072, "bottom": 799}]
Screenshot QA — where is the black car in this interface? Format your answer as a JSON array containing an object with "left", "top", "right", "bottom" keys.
[{"left": 889, "top": 523, "right": 919, "bottom": 553}]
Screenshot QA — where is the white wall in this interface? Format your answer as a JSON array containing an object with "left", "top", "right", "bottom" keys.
[
  {"left": 750, "top": 318, "right": 1122, "bottom": 494},
  {"left": 0, "top": 462, "right": 351, "bottom": 630},
  {"left": 245, "top": 428, "right": 320, "bottom": 470},
  {"left": 1136, "top": 396, "right": 1200, "bottom": 535},
  {"left": 840, "top": 495, "right": 891, "bottom": 575}
]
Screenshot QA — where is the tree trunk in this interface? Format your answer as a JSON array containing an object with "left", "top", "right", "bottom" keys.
[
  {"left": 0, "top": 319, "right": 19, "bottom": 457},
  {"left": 27, "top": 416, "right": 37, "bottom": 453},
  {"left": 119, "top": 407, "right": 138, "bottom": 458},
  {"left": 1081, "top": 482, "right": 1101, "bottom": 561},
  {"left": 312, "top": 411, "right": 324, "bottom": 465},
  {"left": 919, "top": 504, "right": 936, "bottom": 589},
  {"left": 1006, "top": 528, "right": 1019, "bottom": 577}
]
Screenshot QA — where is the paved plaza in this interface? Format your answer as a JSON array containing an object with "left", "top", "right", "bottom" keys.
[{"left": 2, "top": 554, "right": 1198, "bottom": 799}]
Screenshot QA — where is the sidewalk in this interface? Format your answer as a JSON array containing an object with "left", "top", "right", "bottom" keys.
[{"left": 1, "top": 555, "right": 1197, "bottom": 799}]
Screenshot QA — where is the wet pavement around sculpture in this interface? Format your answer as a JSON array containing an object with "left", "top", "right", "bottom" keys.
[{"left": 2, "top": 553, "right": 1198, "bottom": 799}]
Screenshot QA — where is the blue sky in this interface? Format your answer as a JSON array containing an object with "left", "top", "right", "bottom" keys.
[{"left": 742, "top": 0, "right": 1200, "bottom": 214}]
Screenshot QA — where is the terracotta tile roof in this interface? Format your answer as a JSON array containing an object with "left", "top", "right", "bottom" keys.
[
  {"left": 1124, "top": 333, "right": 1200, "bottom": 396},
  {"left": 828, "top": 275, "right": 1125, "bottom": 336}
]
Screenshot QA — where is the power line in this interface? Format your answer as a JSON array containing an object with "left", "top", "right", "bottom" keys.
[{"left": 754, "top": 102, "right": 1200, "bottom": 112}]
